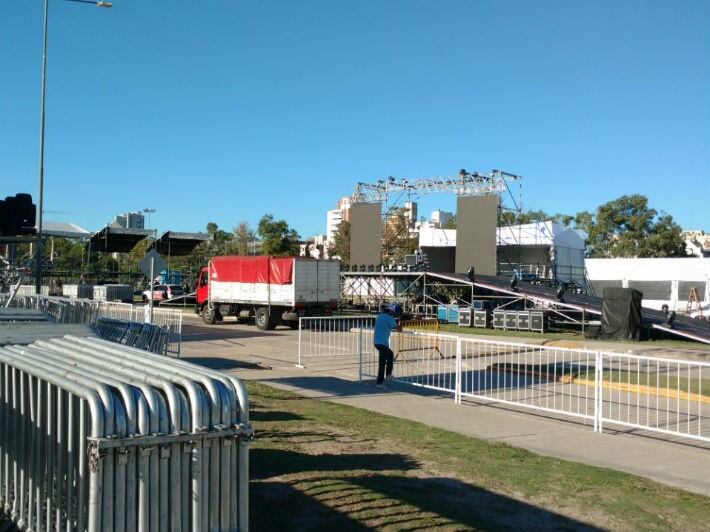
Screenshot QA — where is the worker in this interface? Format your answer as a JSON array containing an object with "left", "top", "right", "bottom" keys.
[{"left": 374, "top": 303, "right": 403, "bottom": 387}]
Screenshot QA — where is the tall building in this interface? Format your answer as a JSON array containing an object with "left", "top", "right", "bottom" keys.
[
  {"left": 431, "top": 210, "right": 453, "bottom": 227},
  {"left": 109, "top": 211, "right": 145, "bottom": 230},
  {"left": 403, "top": 201, "right": 418, "bottom": 228},
  {"left": 326, "top": 196, "right": 352, "bottom": 242}
]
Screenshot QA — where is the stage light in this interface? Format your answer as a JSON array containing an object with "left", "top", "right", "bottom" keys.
[
  {"left": 661, "top": 304, "right": 669, "bottom": 315},
  {"left": 509, "top": 276, "right": 518, "bottom": 291},
  {"left": 467, "top": 266, "right": 475, "bottom": 283}
]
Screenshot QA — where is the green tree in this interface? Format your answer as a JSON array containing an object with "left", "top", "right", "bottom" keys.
[
  {"left": 51, "top": 237, "right": 85, "bottom": 271},
  {"left": 442, "top": 216, "right": 456, "bottom": 230},
  {"left": 585, "top": 195, "right": 687, "bottom": 258},
  {"left": 330, "top": 220, "right": 350, "bottom": 263},
  {"left": 233, "top": 221, "right": 256, "bottom": 255},
  {"left": 257, "top": 214, "right": 300, "bottom": 256},
  {"left": 383, "top": 208, "right": 416, "bottom": 264}
]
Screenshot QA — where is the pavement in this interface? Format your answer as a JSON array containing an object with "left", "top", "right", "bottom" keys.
[{"left": 180, "top": 315, "right": 710, "bottom": 497}]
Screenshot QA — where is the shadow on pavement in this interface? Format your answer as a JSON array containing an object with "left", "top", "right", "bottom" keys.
[
  {"left": 180, "top": 357, "right": 270, "bottom": 371},
  {"left": 267, "top": 375, "right": 453, "bottom": 399}
]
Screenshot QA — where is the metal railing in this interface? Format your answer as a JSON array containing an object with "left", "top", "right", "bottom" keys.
[
  {"left": 298, "top": 316, "right": 710, "bottom": 444},
  {"left": 94, "top": 317, "right": 170, "bottom": 354},
  {"left": 297, "top": 315, "right": 376, "bottom": 367},
  {"left": 0, "top": 336, "right": 251, "bottom": 532},
  {"left": 457, "top": 338, "right": 598, "bottom": 424},
  {"left": 1, "top": 296, "right": 183, "bottom": 356},
  {"left": 597, "top": 351, "right": 710, "bottom": 443}
]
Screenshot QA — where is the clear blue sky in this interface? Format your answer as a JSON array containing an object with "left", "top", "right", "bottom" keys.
[{"left": 2, "top": 0, "right": 709, "bottom": 237}]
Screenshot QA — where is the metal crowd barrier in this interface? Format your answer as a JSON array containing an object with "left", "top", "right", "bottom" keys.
[
  {"left": 299, "top": 316, "right": 710, "bottom": 444},
  {"left": 1, "top": 296, "right": 183, "bottom": 357},
  {"left": 94, "top": 317, "right": 170, "bottom": 354},
  {"left": 0, "top": 336, "right": 252, "bottom": 531},
  {"left": 297, "top": 315, "right": 376, "bottom": 367}
]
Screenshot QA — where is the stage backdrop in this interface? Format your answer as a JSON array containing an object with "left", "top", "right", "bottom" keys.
[
  {"left": 455, "top": 195, "right": 497, "bottom": 275},
  {"left": 349, "top": 202, "right": 382, "bottom": 267}
]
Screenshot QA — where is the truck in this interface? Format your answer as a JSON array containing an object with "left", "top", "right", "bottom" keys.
[{"left": 195, "top": 255, "right": 341, "bottom": 329}]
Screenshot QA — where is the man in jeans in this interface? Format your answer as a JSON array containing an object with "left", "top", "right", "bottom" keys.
[{"left": 374, "top": 304, "right": 402, "bottom": 387}]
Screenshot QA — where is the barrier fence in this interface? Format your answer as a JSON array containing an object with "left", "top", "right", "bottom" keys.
[
  {"left": 297, "top": 315, "right": 376, "bottom": 367},
  {"left": 0, "top": 336, "right": 251, "bottom": 532},
  {"left": 298, "top": 316, "right": 710, "bottom": 444},
  {"left": 1, "top": 296, "right": 182, "bottom": 356}
]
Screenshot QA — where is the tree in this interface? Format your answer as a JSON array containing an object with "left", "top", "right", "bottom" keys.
[
  {"left": 257, "top": 214, "right": 300, "bottom": 256},
  {"left": 232, "top": 221, "right": 256, "bottom": 255},
  {"left": 442, "top": 216, "right": 456, "bottom": 230},
  {"left": 383, "top": 208, "right": 416, "bottom": 264},
  {"left": 585, "top": 195, "right": 687, "bottom": 258},
  {"left": 330, "top": 220, "right": 350, "bottom": 262}
]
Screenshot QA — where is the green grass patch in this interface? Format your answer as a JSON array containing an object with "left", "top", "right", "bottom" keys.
[{"left": 248, "top": 381, "right": 710, "bottom": 531}]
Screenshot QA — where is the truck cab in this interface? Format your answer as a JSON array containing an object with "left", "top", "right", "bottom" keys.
[{"left": 196, "top": 267, "right": 209, "bottom": 307}]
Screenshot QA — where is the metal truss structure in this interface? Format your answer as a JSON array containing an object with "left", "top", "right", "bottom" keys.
[{"left": 350, "top": 168, "right": 521, "bottom": 204}]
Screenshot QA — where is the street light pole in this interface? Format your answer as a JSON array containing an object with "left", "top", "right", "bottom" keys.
[
  {"left": 35, "top": 0, "right": 49, "bottom": 294},
  {"left": 34, "top": 0, "right": 113, "bottom": 294},
  {"left": 143, "top": 208, "right": 156, "bottom": 230}
]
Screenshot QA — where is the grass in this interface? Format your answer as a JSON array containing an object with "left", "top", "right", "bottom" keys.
[
  {"left": 248, "top": 381, "right": 710, "bottom": 531},
  {"left": 438, "top": 323, "right": 710, "bottom": 351}
]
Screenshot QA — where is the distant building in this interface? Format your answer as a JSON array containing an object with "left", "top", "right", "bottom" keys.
[
  {"left": 300, "top": 235, "right": 329, "bottom": 259},
  {"left": 326, "top": 196, "right": 352, "bottom": 243},
  {"left": 431, "top": 210, "right": 453, "bottom": 227},
  {"left": 417, "top": 209, "right": 454, "bottom": 231},
  {"left": 109, "top": 211, "right": 145, "bottom": 230},
  {"left": 246, "top": 240, "right": 263, "bottom": 255},
  {"left": 683, "top": 230, "right": 710, "bottom": 257},
  {"left": 403, "top": 201, "right": 417, "bottom": 228}
]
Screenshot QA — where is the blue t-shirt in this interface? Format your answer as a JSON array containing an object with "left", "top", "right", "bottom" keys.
[{"left": 373, "top": 312, "right": 398, "bottom": 346}]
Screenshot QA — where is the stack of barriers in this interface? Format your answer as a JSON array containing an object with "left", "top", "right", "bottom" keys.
[{"left": 0, "top": 336, "right": 252, "bottom": 531}]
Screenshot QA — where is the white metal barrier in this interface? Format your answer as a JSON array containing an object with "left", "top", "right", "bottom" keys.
[
  {"left": 597, "top": 351, "right": 710, "bottom": 443},
  {"left": 0, "top": 336, "right": 251, "bottom": 532},
  {"left": 297, "top": 316, "right": 376, "bottom": 367},
  {"left": 458, "top": 338, "right": 598, "bottom": 425},
  {"left": 298, "top": 316, "right": 710, "bottom": 444}
]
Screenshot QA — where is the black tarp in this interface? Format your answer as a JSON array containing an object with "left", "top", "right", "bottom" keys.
[{"left": 601, "top": 287, "right": 643, "bottom": 340}]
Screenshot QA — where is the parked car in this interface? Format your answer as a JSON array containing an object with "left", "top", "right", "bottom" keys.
[{"left": 142, "top": 284, "right": 184, "bottom": 303}]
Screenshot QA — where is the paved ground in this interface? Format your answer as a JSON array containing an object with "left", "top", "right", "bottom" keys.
[{"left": 180, "top": 315, "right": 710, "bottom": 497}]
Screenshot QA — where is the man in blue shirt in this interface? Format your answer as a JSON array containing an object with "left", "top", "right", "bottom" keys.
[{"left": 374, "top": 303, "right": 402, "bottom": 386}]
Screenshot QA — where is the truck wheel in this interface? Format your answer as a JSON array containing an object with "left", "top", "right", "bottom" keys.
[
  {"left": 255, "top": 307, "right": 275, "bottom": 331},
  {"left": 202, "top": 304, "right": 217, "bottom": 325}
]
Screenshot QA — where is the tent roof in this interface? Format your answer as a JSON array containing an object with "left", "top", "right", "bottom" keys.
[
  {"left": 39, "top": 221, "right": 91, "bottom": 239},
  {"left": 88, "top": 226, "right": 153, "bottom": 252},
  {"left": 152, "top": 231, "right": 213, "bottom": 256}
]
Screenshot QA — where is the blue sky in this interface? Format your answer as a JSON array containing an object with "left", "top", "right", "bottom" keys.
[{"left": 2, "top": 0, "right": 708, "bottom": 237}]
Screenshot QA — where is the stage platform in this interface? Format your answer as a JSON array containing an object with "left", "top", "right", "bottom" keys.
[{"left": 340, "top": 270, "right": 710, "bottom": 345}]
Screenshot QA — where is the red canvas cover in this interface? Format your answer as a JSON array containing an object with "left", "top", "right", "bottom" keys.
[
  {"left": 270, "top": 257, "right": 294, "bottom": 285},
  {"left": 210, "top": 256, "right": 293, "bottom": 285}
]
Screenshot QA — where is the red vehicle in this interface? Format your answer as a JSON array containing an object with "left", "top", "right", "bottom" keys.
[{"left": 195, "top": 255, "right": 340, "bottom": 329}]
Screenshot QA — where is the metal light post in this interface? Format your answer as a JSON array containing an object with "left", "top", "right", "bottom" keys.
[
  {"left": 35, "top": 0, "right": 112, "bottom": 294},
  {"left": 143, "top": 208, "right": 156, "bottom": 230}
]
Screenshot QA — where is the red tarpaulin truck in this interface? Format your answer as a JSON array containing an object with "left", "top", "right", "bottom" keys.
[{"left": 195, "top": 255, "right": 341, "bottom": 329}]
